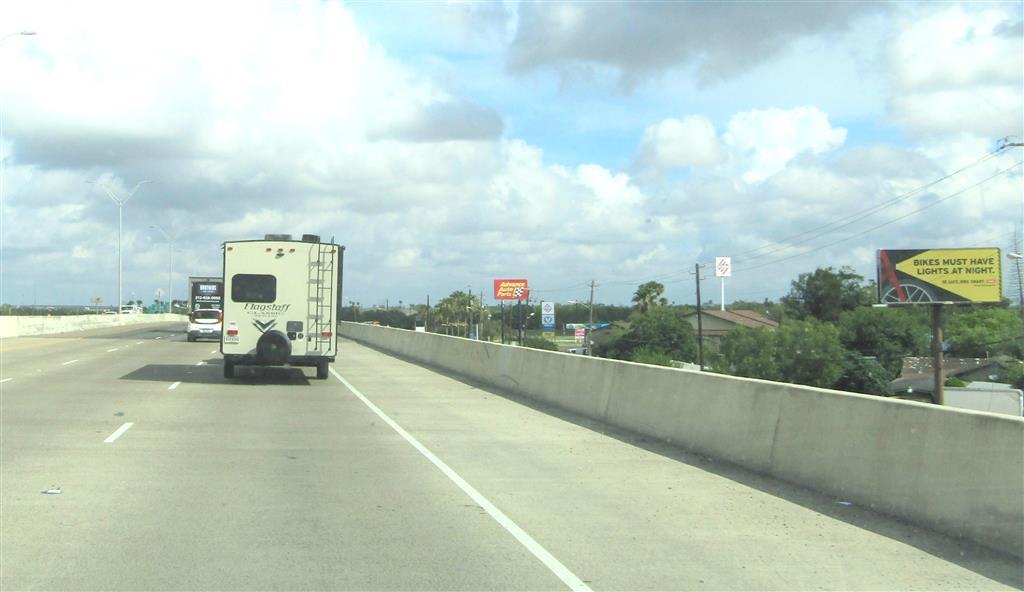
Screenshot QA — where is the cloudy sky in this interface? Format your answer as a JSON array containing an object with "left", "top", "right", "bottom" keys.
[{"left": 1, "top": 1, "right": 1021, "bottom": 308}]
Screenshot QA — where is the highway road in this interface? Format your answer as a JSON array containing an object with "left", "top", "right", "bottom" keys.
[{"left": 2, "top": 322, "right": 1021, "bottom": 591}]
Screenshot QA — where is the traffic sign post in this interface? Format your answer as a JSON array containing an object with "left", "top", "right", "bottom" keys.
[{"left": 540, "top": 301, "right": 556, "bottom": 333}]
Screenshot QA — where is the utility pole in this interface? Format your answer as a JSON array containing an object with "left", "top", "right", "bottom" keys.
[
  {"left": 587, "top": 279, "right": 597, "bottom": 356},
  {"left": 691, "top": 264, "right": 707, "bottom": 370}
]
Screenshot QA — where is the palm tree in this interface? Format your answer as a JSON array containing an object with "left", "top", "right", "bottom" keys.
[{"left": 632, "top": 281, "right": 667, "bottom": 313}]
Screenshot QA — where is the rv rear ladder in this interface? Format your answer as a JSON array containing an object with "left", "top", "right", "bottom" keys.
[{"left": 307, "top": 244, "right": 335, "bottom": 353}]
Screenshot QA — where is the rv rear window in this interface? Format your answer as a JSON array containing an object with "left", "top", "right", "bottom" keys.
[{"left": 231, "top": 274, "right": 276, "bottom": 303}]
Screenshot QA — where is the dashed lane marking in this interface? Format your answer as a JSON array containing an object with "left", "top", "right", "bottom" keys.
[{"left": 103, "top": 422, "right": 134, "bottom": 443}]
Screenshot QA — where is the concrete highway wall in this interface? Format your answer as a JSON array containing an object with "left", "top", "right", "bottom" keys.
[
  {"left": 339, "top": 322, "right": 1024, "bottom": 559},
  {"left": 0, "top": 314, "right": 187, "bottom": 338}
]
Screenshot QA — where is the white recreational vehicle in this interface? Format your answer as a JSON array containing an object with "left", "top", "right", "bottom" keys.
[{"left": 221, "top": 234, "right": 344, "bottom": 379}]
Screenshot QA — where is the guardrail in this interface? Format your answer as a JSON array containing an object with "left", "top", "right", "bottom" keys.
[
  {"left": 0, "top": 313, "right": 187, "bottom": 338},
  {"left": 339, "top": 321, "right": 1024, "bottom": 559}
]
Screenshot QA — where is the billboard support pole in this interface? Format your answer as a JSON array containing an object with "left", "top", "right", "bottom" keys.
[
  {"left": 587, "top": 279, "right": 596, "bottom": 356},
  {"left": 517, "top": 299, "right": 523, "bottom": 346},
  {"left": 931, "top": 304, "right": 944, "bottom": 406},
  {"left": 695, "top": 263, "right": 704, "bottom": 371},
  {"left": 500, "top": 301, "right": 505, "bottom": 344}
]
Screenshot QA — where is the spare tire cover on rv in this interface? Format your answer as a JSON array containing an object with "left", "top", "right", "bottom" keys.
[{"left": 257, "top": 330, "right": 292, "bottom": 364}]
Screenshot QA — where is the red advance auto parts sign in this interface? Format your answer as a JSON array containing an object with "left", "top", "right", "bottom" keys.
[{"left": 493, "top": 279, "right": 530, "bottom": 301}]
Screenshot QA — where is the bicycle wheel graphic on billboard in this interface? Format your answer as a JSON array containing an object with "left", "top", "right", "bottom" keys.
[{"left": 877, "top": 249, "right": 1002, "bottom": 305}]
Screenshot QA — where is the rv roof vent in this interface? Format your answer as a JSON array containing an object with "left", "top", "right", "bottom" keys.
[
  {"left": 301, "top": 234, "right": 320, "bottom": 243},
  {"left": 264, "top": 234, "right": 292, "bottom": 241}
]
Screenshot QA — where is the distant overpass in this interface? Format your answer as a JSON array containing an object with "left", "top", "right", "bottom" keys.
[{"left": 1, "top": 321, "right": 1021, "bottom": 590}]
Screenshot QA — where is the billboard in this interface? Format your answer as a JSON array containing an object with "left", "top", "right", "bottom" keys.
[
  {"left": 877, "top": 248, "right": 1001, "bottom": 304},
  {"left": 493, "top": 279, "right": 530, "bottom": 301}
]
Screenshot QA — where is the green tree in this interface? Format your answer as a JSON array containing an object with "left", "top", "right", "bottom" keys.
[
  {"left": 782, "top": 267, "right": 873, "bottom": 323},
  {"left": 629, "top": 346, "right": 674, "bottom": 367},
  {"left": 717, "top": 326, "right": 781, "bottom": 381},
  {"left": 1002, "top": 362, "right": 1024, "bottom": 389},
  {"left": 838, "top": 307, "right": 930, "bottom": 378},
  {"left": 945, "top": 307, "right": 1024, "bottom": 358},
  {"left": 603, "top": 307, "right": 696, "bottom": 362},
  {"left": 834, "top": 352, "right": 893, "bottom": 396},
  {"left": 632, "top": 281, "right": 668, "bottom": 313},
  {"left": 522, "top": 336, "right": 559, "bottom": 351},
  {"left": 776, "top": 318, "right": 845, "bottom": 388},
  {"left": 435, "top": 291, "right": 473, "bottom": 335}
]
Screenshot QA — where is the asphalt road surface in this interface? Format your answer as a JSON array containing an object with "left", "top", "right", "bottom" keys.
[{"left": 2, "top": 323, "right": 1021, "bottom": 591}]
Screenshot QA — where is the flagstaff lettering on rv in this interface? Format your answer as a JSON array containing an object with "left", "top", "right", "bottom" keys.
[{"left": 244, "top": 303, "right": 291, "bottom": 313}]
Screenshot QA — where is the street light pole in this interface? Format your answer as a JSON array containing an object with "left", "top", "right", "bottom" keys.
[
  {"left": 150, "top": 224, "right": 175, "bottom": 313},
  {"left": 90, "top": 180, "right": 151, "bottom": 315},
  {"left": 0, "top": 31, "right": 36, "bottom": 315}
]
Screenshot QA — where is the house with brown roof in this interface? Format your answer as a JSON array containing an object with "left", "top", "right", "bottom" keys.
[
  {"left": 890, "top": 356, "right": 1013, "bottom": 396},
  {"left": 682, "top": 309, "right": 779, "bottom": 344}
]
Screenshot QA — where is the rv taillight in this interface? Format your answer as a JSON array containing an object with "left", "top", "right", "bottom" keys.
[
  {"left": 321, "top": 331, "right": 333, "bottom": 338},
  {"left": 227, "top": 328, "right": 238, "bottom": 336}
]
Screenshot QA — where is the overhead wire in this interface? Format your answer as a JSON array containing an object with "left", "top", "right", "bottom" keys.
[
  {"left": 738, "top": 148, "right": 1005, "bottom": 262},
  {"left": 734, "top": 161, "right": 1022, "bottom": 274}
]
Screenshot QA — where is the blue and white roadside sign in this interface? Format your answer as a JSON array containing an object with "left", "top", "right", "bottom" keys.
[{"left": 541, "top": 301, "right": 556, "bottom": 331}]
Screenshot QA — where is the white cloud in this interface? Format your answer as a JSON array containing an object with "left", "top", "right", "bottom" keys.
[
  {"left": 0, "top": 1, "right": 1020, "bottom": 308},
  {"left": 636, "top": 116, "right": 723, "bottom": 172},
  {"left": 887, "top": 4, "right": 1023, "bottom": 139},
  {"left": 723, "top": 106, "right": 847, "bottom": 183},
  {"left": 507, "top": 2, "right": 885, "bottom": 88}
]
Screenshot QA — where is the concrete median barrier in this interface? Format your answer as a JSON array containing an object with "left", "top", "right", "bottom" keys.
[
  {"left": 0, "top": 314, "right": 186, "bottom": 338},
  {"left": 339, "top": 321, "right": 1024, "bottom": 559}
]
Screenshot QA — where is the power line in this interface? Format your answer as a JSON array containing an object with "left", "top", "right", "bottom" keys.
[
  {"left": 735, "top": 161, "right": 1022, "bottom": 274},
  {"left": 739, "top": 148, "right": 1005, "bottom": 262}
]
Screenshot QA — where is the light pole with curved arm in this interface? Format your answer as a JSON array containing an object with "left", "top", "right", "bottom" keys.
[
  {"left": 0, "top": 31, "right": 36, "bottom": 313},
  {"left": 88, "top": 179, "right": 151, "bottom": 314}
]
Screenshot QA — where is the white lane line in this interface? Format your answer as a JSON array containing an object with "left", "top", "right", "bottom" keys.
[
  {"left": 330, "top": 369, "right": 591, "bottom": 592},
  {"left": 135, "top": 341, "right": 143, "bottom": 345},
  {"left": 154, "top": 337, "right": 162, "bottom": 340},
  {"left": 0, "top": 378, "right": 12, "bottom": 384},
  {"left": 106, "top": 348, "right": 119, "bottom": 353},
  {"left": 168, "top": 381, "right": 181, "bottom": 390},
  {"left": 195, "top": 361, "right": 205, "bottom": 366},
  {"left": 103, "top": 422, "right": 134, "bottom": 443},
  {"left": 61, "top": 359, "right": 79, "bottom": 366},
  {"left": 210, "top": 350, "right": 217, "bottom": 354}
]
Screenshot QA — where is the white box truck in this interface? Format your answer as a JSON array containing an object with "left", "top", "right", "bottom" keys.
[
  {"left": 221, "top": 234, "right": 344, "bottom": 379},
  {"left": 188, "top": 276, "right": 224, "bottom": 311}
]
